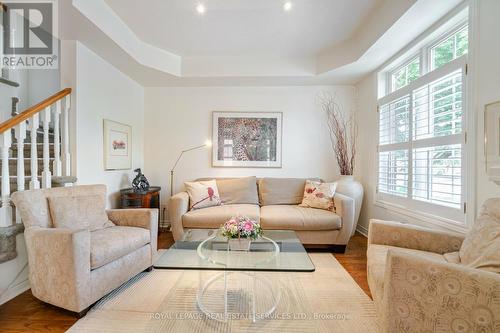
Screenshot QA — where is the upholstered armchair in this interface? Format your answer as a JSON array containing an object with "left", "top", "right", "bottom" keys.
[
  {"left": 367, "top": 199, "right": 500, "bottom": 332},
  {"left": 12, "top": 185, "right": 158, "bottom": 316}
]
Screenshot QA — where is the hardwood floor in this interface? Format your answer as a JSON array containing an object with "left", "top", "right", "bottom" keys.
[{"left": 0, "top": 232, "right": 369, "bottom": 332}]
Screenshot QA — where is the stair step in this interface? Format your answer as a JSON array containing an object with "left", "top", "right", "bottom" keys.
[
  {"left": 10, "top": 144, "right": 56, "bottom": 159},
  {"left": 1, "top": 158, "right": 55, "bottom": 175}
]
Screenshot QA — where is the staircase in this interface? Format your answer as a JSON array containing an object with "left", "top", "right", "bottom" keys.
[{"left": 0, "top": 88, "right": 74, "bottom": 263}]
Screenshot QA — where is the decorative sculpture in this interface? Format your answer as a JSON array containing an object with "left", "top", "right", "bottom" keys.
[{"left": 132, "top": 168, "right": 150, "bottom": 192}]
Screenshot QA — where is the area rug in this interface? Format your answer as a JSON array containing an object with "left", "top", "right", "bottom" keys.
[{"left": 68, "top": 253, "right": 378, "bottom": 332}]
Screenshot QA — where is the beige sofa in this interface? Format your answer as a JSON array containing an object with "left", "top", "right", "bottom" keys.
[
  {"left": 11, "top": 185, "right": 158, "bottom": 315},
  {"left": 169, "top": 177, "right": 356, "bottom": 250},
  {"left": 367, "top": 198, "right": 500, "bottom": 332}
]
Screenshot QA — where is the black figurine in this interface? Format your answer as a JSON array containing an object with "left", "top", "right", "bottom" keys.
[{"left": 132, "top": 168, "right": 150, "bottom": 192}]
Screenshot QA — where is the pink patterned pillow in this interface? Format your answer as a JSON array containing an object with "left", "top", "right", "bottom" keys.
[
  {"left": 299, "top": 180, "right": 337, "bottom": 211},
  {"left": 184, "top": 180, "right": 222, "bottom": 210}
]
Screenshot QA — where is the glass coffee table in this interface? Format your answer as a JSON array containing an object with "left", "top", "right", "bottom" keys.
[{"left": 154, "top": 229, "right": 315, "bottom": 322}]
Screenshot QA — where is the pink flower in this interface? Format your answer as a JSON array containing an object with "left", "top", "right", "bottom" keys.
[
  {"left": 306, "top": 187, "right": 315, "bottom": 194},
  {"left": 243, "top": 221, "right": 254, "bottom": 231},
  {"left": 315, "top": 192, "right": 325, "bottom": 198}
]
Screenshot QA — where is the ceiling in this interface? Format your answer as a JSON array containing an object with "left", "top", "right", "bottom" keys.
[
  {"left": 104, "top": 0, "right": 382, "bottom": 58},
  {"left": 64, "top": 0, "right": 464, "bottom": 86}
]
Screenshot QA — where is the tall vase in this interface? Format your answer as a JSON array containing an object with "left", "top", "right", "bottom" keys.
[{"left": 335, "top": 175, "right": 364, "bottom": 235}]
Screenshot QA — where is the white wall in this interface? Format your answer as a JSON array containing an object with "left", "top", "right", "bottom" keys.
[
  {"left": 473, "top": 0, "right": 500, "bottom": 207},
  {"left": 144, "top": 86, "right": 355, "bottom": 202},
  {"left": 75, "top": 42, "right": 145, "bottom": 207},
  {"left": 355, "top": 0, "right": 500, "bottom": 234}
]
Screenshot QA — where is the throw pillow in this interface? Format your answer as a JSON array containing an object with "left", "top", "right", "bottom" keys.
[
  {"left": 185, "top": 180, "right": 222, "bottom": 210},
  {"left": 216, "top": 177, "right": 259, "bottom": 205},
  {"left": 48, "top": 195, "right": 115, "bottom": 231},
  {"left": 459, "top": 198, "right": 500, "bottom": 273},
  {"left": 299, "top": 180, "right": 337, "bottom": 211}
]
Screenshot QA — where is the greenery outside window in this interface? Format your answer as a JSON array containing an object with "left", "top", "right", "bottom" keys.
[{"left": 391, "top": 57, "right": 420, "bottom": 91}]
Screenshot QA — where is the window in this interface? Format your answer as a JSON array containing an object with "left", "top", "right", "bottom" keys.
[
  {"left": 431, "top": 25, "right": 468, "bottom": 70},
  {"left": 377, "top": 20, "right": 468, "bottom": 224},
  {"left": 391, "top": 57, "right": 420, "bottom": 91}
]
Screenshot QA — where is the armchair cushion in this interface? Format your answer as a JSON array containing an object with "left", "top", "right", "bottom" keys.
[
  {"left": 459, "top": 198, "right": 500, "bottom": 273},
  {"left": 90, "top": 226, "right": 150, "bottom": 269},
  {"left": 48, "top": 195, "right": 114, "bottom": 231}
]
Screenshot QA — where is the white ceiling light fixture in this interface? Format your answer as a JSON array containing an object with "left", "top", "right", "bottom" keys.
[
  {"left": 283, "top": 1, "right": 293, "bottom": 12},
  {"left": 195, "top": 3, "right": 205, "bottom": 14}
]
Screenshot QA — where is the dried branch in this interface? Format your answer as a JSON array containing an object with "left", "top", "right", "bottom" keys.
[{"left": 321, "top": 94, "right": 357, "bottom": 175}]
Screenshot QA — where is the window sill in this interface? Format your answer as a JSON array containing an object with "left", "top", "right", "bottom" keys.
[{"left": 374, "top": 200, "right": 468, "bottom": 234}]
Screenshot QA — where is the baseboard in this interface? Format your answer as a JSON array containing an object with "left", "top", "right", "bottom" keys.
[
  {"left": 356, "top": 225, "right": 368, "bottom": 237},
  {"left": 0, "top": 278, "right": 30, "bottom": 305}
]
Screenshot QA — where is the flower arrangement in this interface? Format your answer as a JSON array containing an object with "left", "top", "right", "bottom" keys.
[{"left": 220, "top": 215, "right": 262, "bottom": 240}]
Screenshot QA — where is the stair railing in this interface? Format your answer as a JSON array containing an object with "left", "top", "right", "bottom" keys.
[{"left": 0, "top": 88, "right": 72, "bottom": 227}]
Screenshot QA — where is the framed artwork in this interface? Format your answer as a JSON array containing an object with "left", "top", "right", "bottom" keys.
[
  {"left": 484, "top": 101, "right": 500, "bottom": 184},
  {"left": 212, "top": 111, "right": 282, "bottom": 168},
  {"left": 103, "top": 119, "right": 132, "bottom": 170}
]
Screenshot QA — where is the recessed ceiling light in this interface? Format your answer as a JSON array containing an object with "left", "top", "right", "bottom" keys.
[
  {"left": 283, "top": 2, "right": 293, "bottom": 11},
  {"left": 196, "top": 3, "right": 205, "bottom": 14}
]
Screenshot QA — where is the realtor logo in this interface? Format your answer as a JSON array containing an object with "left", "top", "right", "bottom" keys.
[{"left": 2, "top": 1, "right": 58, "bottom": 69}]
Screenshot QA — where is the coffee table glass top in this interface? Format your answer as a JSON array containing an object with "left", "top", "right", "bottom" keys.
[{"left": 154, "top": 229, "right": 315, "bottom": 272}]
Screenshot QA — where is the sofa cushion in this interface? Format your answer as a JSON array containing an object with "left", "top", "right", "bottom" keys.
[
  {"left": 90, "top": 226, "right": 150, "bottom": 269},
  {"left": 216, "top": 176, "right": 259, "bottom": 205},
  {"left": 48, "top": 194, "right": 115, "bottom": 231},
  {"left": 367, "top": 244, "right": 447, "bottom": 304},
  {"left": 182, "top": 204, "right": 260, "bottom": 229},
  {"left": 260, "top": 205, "right": 341, "bottom": 231},
  {"left": 459, "top": 198, "right": 500, "bottom": 273},
  {"left": 258, "top": 178, "right": 309, "bottom": 206}
]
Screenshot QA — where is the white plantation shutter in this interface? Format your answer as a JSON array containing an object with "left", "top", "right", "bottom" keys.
[{"left": 377, "top": 57, "right": 466, "bottom": 222}]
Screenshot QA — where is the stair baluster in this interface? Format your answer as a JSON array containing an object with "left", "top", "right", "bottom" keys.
[
  {"left": 62, "top": 95, "right": 71, "bottom": 176},
  {"left": 0, "top": 132, "right": 12, "bottom": 227},
  {"left": 53, "top": 100, "right": 62, "bottom": 176},
  {"left": 41, "top": 107, "right": 52, "bottom": 189},
  {"left": 14, "top": 122, "right": 26, "bottom": 224},
  {"left": 29, "top": 114, "right": 40, "bottom": 190},
  {"left": 14, "top": 122, "right": 26, "bottom": 192}
]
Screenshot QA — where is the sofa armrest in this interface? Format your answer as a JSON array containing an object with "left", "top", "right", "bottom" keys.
[
  {"left": 24, "top": 227, "right": 91, "bottom": 312},
  {"left": 333, "top": 192, "right": 355, "bottom": 244},
  {"left": 107, "top": 208, "right": 158, "bottom": 256},
  {"left": 368, "top": 219, "right": 464, "bottom": 254},
  {"left": 382, "top": 250, "right": 500, "bottom": 332},
  {"left": 169, "top": 191, "right": 189, "bottom": 241}
]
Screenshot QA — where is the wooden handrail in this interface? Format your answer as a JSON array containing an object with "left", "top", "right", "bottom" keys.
[{"left": 0, "top": 88, "right": 71, "bottom": 134}]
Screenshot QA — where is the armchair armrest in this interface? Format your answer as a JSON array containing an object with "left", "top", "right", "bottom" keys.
[
  {"left": 368, "top": 219, "right": 464, "bottom": 254},
  {"left": 107, "top": 208, "right": 158, "bottom": 256},
  {"left": 24, "top": 227, "right": 91, "bottom": 312},
  {"left": 382, "top": 250, "right": 500, "bottom": 332},
  {"left": 333, "top": 192, "right": 356, "bottom": 243},
  {"left": 168, "top": 191, "right": 189, "bottom": 241}
]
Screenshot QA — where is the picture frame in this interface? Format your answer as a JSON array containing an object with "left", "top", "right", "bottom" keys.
[
  {"left": 212, "top": 111, "right": 283, "bottom": 168},
  {"left": 103, "top": 119, "right": 132, "bottom": 170},
  {"left": 484, "top": 101, "right": 500, "bottom": 184}
]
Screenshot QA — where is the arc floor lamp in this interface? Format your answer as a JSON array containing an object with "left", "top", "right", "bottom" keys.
[{"left": 170, "top": 140, "right": 212, "bottom": 197}]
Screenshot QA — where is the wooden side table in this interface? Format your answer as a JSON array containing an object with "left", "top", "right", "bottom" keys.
[{"left": 120, "top": 186, "right": 162, "bottom": 227}]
